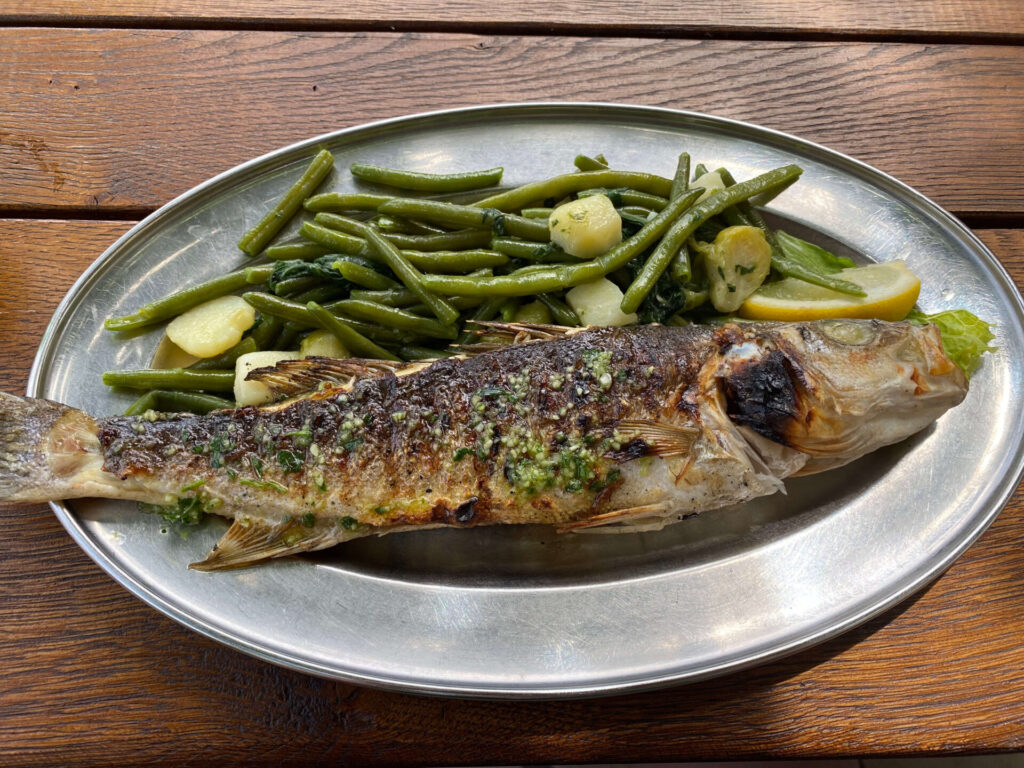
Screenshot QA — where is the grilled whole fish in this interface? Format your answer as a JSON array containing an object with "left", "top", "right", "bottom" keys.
[{"left": 0, "top": 320, "right": 967, "bottom": 569}]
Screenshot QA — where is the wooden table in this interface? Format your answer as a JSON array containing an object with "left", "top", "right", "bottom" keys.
[{"left": 2, "top": 3, "right": 1023, "bottom": 765}]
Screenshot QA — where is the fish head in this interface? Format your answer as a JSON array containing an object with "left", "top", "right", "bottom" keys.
[{"left": 714, "top": 319, "right": 968, "bottom": 471}]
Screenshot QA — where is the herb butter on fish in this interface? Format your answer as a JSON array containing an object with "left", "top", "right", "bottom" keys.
[{"left": 0, "top": 320, "right": 967, "bottom": 570}]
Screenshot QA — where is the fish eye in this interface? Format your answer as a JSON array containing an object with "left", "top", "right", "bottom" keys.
[{"left": 819, "top": 320, "right": 878, "bottom": 346}]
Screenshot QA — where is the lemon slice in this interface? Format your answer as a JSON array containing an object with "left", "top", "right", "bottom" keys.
[{"left": 739, "top": 261, "right": 921, "bottom": 322}]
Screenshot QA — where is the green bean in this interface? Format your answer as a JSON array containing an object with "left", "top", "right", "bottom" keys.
[
  {"left": 595, "top": 153, "right": 608, "bottom": 165},
  {"left": 104, "top": 265, "right": 274, "bottom": 332},
  {"left": 418, "top": 186, "right": 705, "bottom": 297},
  {"left": 311, "top": 214, "right": 493, "bottom": 254},
  {"left": 299, "top": 221, "right": 368, "bottom": 256},
  {"left": 362, "top": 226, "right": 461, "bottom": 326},
  {"left": 377, "top": 198, "right": 550, "bottom": 242},
  {"left": 351, "top": 289, "right": 482, "bottom": 311},
  {"left": 750, "top": 175, "right": 800, "bottom": 208},
  {"left": 457, "top": 297, "right": 505, "bottom": 344},
  {"left": 243, "top": 265, "right": 276, "bottom": 284},
  {"left": 521, "top": 207, "right": 554, "bottom": 219},
  {"left": 671, "top": 152, "right": 691, "bottom": 199},
  {"left": 618, "top": 209, "right": 653, "bottom": 229},
  {"left": 293, "top": 285, "right": 346, "bottom": 306},
  {"left": 312, "top": 212, "right": 370, "bottom": 238},
  {"left": 246, "top": 313, "right": 283, "bottom": 349},
  {"left": 667, "top": 153, "right": 693, "bottom": 285},
  {"left": 349, "top": 288, "right": 420, "bottom": 307},
  {"left": 489, "top": 238, "right": 571, "bottom": 263},
  {"left": 401, "top": 249, "right": 510, "bottom": 273},
  {"left": 123, "top": 391, "right": 159, "bottom": 416},
  {"left": 621, "top": 165, "right": 804, "bottom": 314},
  {"left": 682, "top": 288, "right": 708, "bottom": 312},
  {"left": 715, "top": 168, "right": 865, "bottom": 297},
  {"left": 244, "top": 292, "right": 323, "bottom": 328},
  {"left": 272, "top": 276, "right": 321, "bottom": 297},
  {"left": 499, "top": 299, "right": 519, "bottom": 322},
  {"left": 772, "top": 259, "right": 868, "bottom": 296},
  {"left": 266, "top": 224, "right": 463, "bottom": 326},
  {"left": 303, "top": 192, "right": 393, "bottom": 213},
  {"left": 305, "top": 302, "right": 401, "bottom": 361},
  {"left": 329, "top": 299, "right": 457, "bottom": 340},
  {"left": 374, "top": 215, "right": 444, "bottom": 236},
  {"left": 188, "top": 337, "right": 259, "bottom": 371},
  {"left": 715, "top": 168, "right": 758, "bottom": 225},
  {"left": 273, "top": 322, "right": 303, "bottom": 351},
  {"left": 126, "top": 390, "right": 235, "bottom": 415},
  {"left": 536, "top": 294, "right": 580, "bottom": 326},
  {"left": 669, "top": 241, "right": 692, "bottom": 283},
  {"left": 350, "top": 163, "right": 503, "bottom": 193},
  {"left": 335, "top": 260, "right": 401, "bottom": 290},
  {"left": 103, "top": 369, "right": 235, "bottom": 392},
  {"left": 264, "top": 242, "right": 332, "bottom": 261},
  {"left": 574, "top": 154, "right": 609, "bottom": 172},
  {"left": 384, "top": 229, "right": 492, "bottom": 252},
  {"left": 398, "top": 346, "right": 454, "bottom": 361},
  {"left": 472, "top": 170, "right": 672, "bottom": 212},
  {"left": 692, "top": 163, "right": 708, "bottom": 180},
  {"left": 578, "top": 188, "right": 669, "bottom": 211},
  {"left": 620, "top": 205, "right": 656, "bottom": 219},
  {"left": 238, "top": 149, "right": 335, "bottom": 256},
  {"left": 244, "top": 292, "right": 409, "bottom": 343},
  {"left": 331, "top": 253, "right": 382, "bottom": 271}
]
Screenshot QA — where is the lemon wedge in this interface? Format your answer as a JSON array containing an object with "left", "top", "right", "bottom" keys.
[{"left": 739, "top": 261, "right": 921, "bottom": 322}]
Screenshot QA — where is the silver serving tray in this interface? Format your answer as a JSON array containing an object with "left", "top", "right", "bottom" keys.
[{"left": 30, "top": 103, "right": 1024, "bottom": 698}]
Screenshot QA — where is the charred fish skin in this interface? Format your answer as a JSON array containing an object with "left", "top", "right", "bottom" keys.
[
  {"left": 0, "top": 320, "right": 969, "bottom": 569},
  {"left": 95, "top": 324, "right": 720, "bottom": 526}
]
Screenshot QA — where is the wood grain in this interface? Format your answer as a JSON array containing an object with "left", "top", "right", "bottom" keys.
[
  {"left": 0, "top": 221, "right": 1022, "bottom": 765},
  {"left": 3, "top": 0, "right": 1024, "bottom": 40},
  {"left": 2, "top": 30, "right": 1023, "bottom": 216}
]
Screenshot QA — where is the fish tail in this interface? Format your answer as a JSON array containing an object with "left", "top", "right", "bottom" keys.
[{"left": 0, "top": 391, "right": 102, "bottom": 502}]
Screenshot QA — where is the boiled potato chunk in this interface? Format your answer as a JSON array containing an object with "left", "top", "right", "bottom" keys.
[
  {"left": 150, "top": 334, "right": 201, "bottom": 369},
  {"left": 548, "top": 195, "right": 622, "bottom": 259},
  {"left": 166, "top": 295, "right": 256, "bottom": 358},
  {"left": 566, "top": 278, "right": 638, "bottom": 327},
  {"left": 703, "top": 226, "right": 772, "bottom": 313},
  {"left": 692, "top": 170, "right": 725, "bottom": 202},
  {"left": 234, "top": 350, "right": 302, "bottom": 406},
  {"left": 299, "top": 329, "right": 350, "bottom": 359}
]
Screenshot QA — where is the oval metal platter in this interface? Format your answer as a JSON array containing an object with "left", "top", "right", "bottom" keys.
[{"left": 30, "top": 103, "right": 1024, "bottom": 698}]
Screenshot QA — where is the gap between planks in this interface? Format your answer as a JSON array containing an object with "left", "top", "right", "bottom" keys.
[{"left": 0, "top": 15, "right": 1021, "bottom": 47}]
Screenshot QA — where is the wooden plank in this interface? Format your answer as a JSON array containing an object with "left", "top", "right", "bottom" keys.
[
  {"left": 1, "top": 30, "right": 1023, "bottom": 216},
  {"left": 0, "top": 221, "right": 1022, "bottom": 764},
  {"left": 3, "top": 0, "right": 1024, "bottom": 40}
]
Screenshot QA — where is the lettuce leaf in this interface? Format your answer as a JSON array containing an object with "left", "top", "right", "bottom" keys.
[{"left": 906, "top": 308, "right": 996, "bottom": 376}]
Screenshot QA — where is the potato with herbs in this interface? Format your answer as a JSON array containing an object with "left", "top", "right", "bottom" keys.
[
  {"left": 548, "top": 194, "right": 622, "bottom": 259},
  {"left": 697, "top": 226, "right": 772, "bottom": 312}
]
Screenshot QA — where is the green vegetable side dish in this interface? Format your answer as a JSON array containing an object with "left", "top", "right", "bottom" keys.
[{"left": 103, "top": 148, "right": 995, "bottom": 436}]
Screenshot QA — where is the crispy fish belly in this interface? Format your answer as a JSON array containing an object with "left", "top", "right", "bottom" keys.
[{"left": 0, "top": 320, "right": 968, "bottom": 569}]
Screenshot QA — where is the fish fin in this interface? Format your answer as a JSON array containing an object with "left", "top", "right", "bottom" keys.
[
  {"left": 0, "top": 392, "right": 102, "bottom": 502},
  {"left": 454, "top": 321, "right": 580, "bottom": 355},
  {"left": 613, "top": 419, "right": 700, "bottom": 458},
  {"left": 246, "top": 356, "right": 406, "bottom": 398},
  {"left": 190, "top": 518, "right": 346, "bottom": 571},
  {"left": 558, "top": 503, "right": 670, "bottom": 532}
]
